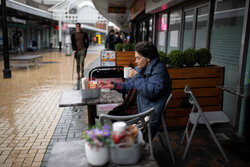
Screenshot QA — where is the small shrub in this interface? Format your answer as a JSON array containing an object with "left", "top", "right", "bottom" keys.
[
  {"left": 131, "top": 43, "right": 136, "bottom": 51},
  {"left": 197, "top": 48, "right": 211, "bottom": 66},
  {"left": 183, "top": 48, "right": 197, "bottom": 67},
  {"left": 168, "top": 50, "right": 184, "bottom": 67},
  {"left": 158, "top": 50, "right": 169, "bottom": 65},
  {"left": 115, "top": 43, "right": 123, "bottom": 51},
  {"left": 123, "top": 43, "right": 132, "bottom": 51}
]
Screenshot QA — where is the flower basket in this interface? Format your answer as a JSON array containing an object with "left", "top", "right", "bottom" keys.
[
  {"left": 84, "top": 123, "right": 112, "bottom": 166},
  {"left": 85, "top": 142, "right": 109, "bottom": 166}
]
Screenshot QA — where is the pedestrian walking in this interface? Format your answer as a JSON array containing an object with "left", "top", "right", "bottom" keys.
[
  {"left": 50, "top": 35, "right": 53, "bottom": 49},
  {"left": 105, "top": 29, "right": 115, "bottom": 50},
  {"left": 114, "top": 32, "right": 123, "bottom": 48},
  {"left": 18, "top": 31, "right": 24, "bottom": 54},
  {"left": 12, "top": 31, "right": 19, "bottom": 54},
  {"left": 71, "top": 23, "right": 89, "bottom": 80}
]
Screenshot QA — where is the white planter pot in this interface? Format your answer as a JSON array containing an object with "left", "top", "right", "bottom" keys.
[{"left": 85, "top": 142, "right": 109, "bottom": 166}]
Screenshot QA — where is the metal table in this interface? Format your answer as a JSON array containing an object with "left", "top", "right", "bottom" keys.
[
  {"left": 217, "top": 84, "right": 250, "bottom": 148},
  {"left": 59, "top": 90, "right": 123, "bottom": 128}
]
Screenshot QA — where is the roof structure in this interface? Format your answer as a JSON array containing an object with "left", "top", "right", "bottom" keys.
[{"left": 48, "top": 0, "right": 98, "bottom": 23}]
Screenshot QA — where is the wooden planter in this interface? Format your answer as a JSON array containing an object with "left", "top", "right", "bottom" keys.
[
  {"left": 166, "top": 65, "right": 224, "bottom": 127},
  {"left": 116, "top": 51, "right": 135, "bottom": 67}
]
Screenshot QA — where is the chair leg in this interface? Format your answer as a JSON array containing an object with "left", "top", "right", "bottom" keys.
[
  {"left": 180, "top": 120, "right": 190, "bottom": 145},
  {"left": 204, "top": 122, "right": 229, "bottom": 162},
  {"left": 161, "top": 115, "right": 175, "bottom": 163},
  {"left": 182, "top": 121, "right": 198, "bottom": 160},
  {"left": 147, "top": 124, "right": 154, "bottom": 157}
]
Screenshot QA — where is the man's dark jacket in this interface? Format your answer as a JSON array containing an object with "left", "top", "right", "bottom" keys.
[{"left": 71, "top": 31, "right": 89, "bottom": 51}]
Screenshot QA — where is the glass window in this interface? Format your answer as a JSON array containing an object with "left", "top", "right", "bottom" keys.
[
  {"left": 167, "top": 10, "right": 181, "bottom": 53},
  {"left": 156, "top": 13, "right": 167, "bottom": 51},
  {"left": 148, "top": 18, "right": 153, "bottom": 42},
  {"left": 183, "top": 10, "right": 194, "bottom": 51},
  {"left": 195, "top": 5, "right": 209, "bottom": 49},
  {"left": 210, "top": 0, "right": 246, "bottom": 123}
]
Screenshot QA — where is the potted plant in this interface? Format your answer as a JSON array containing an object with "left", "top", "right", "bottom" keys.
[
  {"left": 116, "top": 43, "right": 135, "bottom": 67},
  {"left": 168, "top": 49, "right": 184, "bottom": 67},
  {"left": 197, "top": 48, "right": 211, "bottom": 67},
  {"left": 131, "top": 43, "right": 136, "bottom": 51},
  {"left": 84, "top": 123, "right": 112, "bottom": 166},
  {"left": 123, "top": 43, "right": 132, "bottom": 51},
  {"left": 183, "top": 48, "right": 197, "bottom": 67},
  {"left": 158, "top": 50, "right": 169, "bottom": 65},
  {"left": 115, "top": 43, "right": 123, "bottom": 51}
]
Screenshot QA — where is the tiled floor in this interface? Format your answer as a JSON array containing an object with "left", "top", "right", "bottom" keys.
[{"left": 0, "top": 45, "right": 103, "bottom": 167}]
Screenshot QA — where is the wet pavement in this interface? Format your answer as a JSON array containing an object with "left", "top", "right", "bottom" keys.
[
  {"left": 1, "top": 45, "right": 250, "bottom": 167},
  {"left": 0, "top": 45, "right": 103, "bottom": 166}
]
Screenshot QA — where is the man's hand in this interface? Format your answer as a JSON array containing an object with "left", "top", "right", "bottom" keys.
[
  {"left": 73, "top": 51, "right": 77, "bottom": 58},
  {"left": 129, "top": 69, "right": 138, "bottom": 78}
]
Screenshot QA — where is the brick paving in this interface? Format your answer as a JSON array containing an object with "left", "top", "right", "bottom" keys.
[{"left": 0, "top": 45, "right": 103, "bottom": 167}]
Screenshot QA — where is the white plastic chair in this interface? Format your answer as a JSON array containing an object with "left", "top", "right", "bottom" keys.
[
  {"left": 158, "top": 93, "right": 175, "bottom": 163},
  {"left": 180, "top": 85, "right": 229, "bottom": 162},
  {"left": 99, "top": 107, "right": 155, "bottom": 156}
]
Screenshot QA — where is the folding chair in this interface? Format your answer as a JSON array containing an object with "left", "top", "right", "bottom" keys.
[
  {"left": 180, "top": 85, "right": 229, "bottom": 162},
  {"left": 158, "top": 93, "right": 175, "bottom": 163},
  {"left": 99, "top": 107, "right": 155, "bottom": 156}
]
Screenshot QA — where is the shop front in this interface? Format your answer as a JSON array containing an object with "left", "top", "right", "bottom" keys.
[{"left": 145, "top": 0, "right": 249, "bottom": 135}]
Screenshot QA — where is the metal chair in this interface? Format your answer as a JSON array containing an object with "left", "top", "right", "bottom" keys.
[
  {"left": 89, "top": 66, "right": 124, "bottom": 79},
  {"left": 180, "top": 85, "right": 229, "bottom": 162},
  {"left": 99, "top": 107, "right": 155, "bottom": 156},
  {"left": 158, "top": 93, "right": 175, "bottom": 163}
]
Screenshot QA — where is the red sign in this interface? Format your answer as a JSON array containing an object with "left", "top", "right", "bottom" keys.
[{"left": 62, "top": 23, "right": 67, "bottom": 30}]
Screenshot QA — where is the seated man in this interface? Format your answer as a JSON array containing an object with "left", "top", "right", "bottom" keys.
[{"left": 100, "top": 41, "right": 172, "bottom": 138}]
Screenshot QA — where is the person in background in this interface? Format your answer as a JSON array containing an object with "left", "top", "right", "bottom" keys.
[
  {"left": 128, "top": 32, "right": 135, "bottom": 44},
  {"left": 71, "top": 23, "right": 89, "bottom": 80},
  {"left": 18, "top": 31, "right": 24, "bottom": 54},
  {"left": 12, "top": 31, "right": 19, "bottom": 54},
  {"left": 114, "top": 32, "right": 123, "bottom": 48},
  {"left": 106, "top": 29, "right": 115, "bottom": 50},
  {"left": 100, "top": 41, "right": 172, "bottom": 138},
  {"left": 50, "top": 35, "right": 53, "bottom": 49}
]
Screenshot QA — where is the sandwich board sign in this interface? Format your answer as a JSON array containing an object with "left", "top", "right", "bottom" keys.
[{"left": 100, "top": 50, "right": 116, "bottom": 66}]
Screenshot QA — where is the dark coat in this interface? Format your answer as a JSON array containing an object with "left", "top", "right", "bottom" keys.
[
  {"left": 114, "top": 57, "right": 172, "bottom": 137},
  {"left": 114, "top": 37, "right": 123, "bottom": 48},
  {"left": 106, "top": 34, "right": 115, "bottom": 50},
  {"left": 71, "top": 31, "right": 89, "bottom": 51}
]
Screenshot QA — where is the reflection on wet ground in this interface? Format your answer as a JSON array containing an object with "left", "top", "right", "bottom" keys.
[{"left": 0, "top": 46, "right": 102, "bottom": 166}]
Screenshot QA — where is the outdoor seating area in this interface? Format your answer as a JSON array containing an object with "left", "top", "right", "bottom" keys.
[
  {"left": 56, "top": 64, "right": 247, "bottom": 166},
  {"left": 10, "top": 55, "right": 43, "bottom": 70}
]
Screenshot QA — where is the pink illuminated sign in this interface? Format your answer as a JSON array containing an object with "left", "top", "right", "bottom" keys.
[{"left": 161, "top": 17, "right": 167, "bottom": 31}]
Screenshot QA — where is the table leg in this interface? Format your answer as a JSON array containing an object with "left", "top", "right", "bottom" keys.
[{"left": 87, "top": 104, "right": 97, "bottom": 129}]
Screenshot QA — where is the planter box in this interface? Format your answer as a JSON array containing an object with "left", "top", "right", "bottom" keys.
[
  {"left": 116, "top": 51, "right": 135, "bottom": 67},
  {"left": 166, "top": 65, "right": 224, "bottom": 127}
]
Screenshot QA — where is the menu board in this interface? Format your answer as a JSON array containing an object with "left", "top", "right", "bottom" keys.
[{"left": 100, "top": 50, "right": 116, "bottom": 66}]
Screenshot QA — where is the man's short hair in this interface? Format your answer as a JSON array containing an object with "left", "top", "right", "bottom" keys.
[
  {"left": 134, "top": 41, "right": 159, "bottom": 60},
  {"left": 75, "top": 23, "right": 81, "bottom": 27},
  {"left": 109, "top": 29, "right": 114, "bottom": 33}
]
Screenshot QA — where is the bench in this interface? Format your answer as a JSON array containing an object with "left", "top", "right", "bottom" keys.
[{"left": 10, "top": 55, "right": 43, "bottom": 70}]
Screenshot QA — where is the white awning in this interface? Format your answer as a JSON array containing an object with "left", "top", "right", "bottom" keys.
[{"left": 1, "top": 0, "right": 53, "bottom": 19}]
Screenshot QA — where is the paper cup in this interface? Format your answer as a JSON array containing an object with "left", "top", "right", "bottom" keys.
[{"left": 124, "top": 67, "right": 132, "bottom": 79}]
